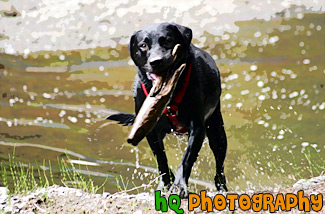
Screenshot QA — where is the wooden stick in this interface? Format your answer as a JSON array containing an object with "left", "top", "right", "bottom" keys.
[{"left": 127, "top": 62, "right": 186, "bottom": 145}]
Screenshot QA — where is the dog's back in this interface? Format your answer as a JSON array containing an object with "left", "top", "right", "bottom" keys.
[{"left": 107, "top": 23, "right": 228, "bottom": 197}]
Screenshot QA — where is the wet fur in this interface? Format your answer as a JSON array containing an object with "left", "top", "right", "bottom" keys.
[{"left": 107, "top": 22, "right": 228, "bottom": 197}]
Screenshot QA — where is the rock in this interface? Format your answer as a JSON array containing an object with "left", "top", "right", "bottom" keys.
[
  {"left": 293, "top": 179, "right": 307, "bottom": 189},
  {"left": 103, "top": 192, "right": 110, "bottom": 197},
  {"left": 0, "top": 2, "right": 20, "bottom": 17},
  {"left": 308, "top": 175, "right": 325, "bottom": 184},
  {"left": 0, "top": 187, "right": 8, "bottom": 203},
  {"left": 3, "top": 206, "right": 12, "bottom": 214},
  {"left": 292, "top": 176, "right": 325, "bottom": 189},
  {"left": 75, "top": 190, "right": 83, "bottom": 197},
  {"left": 16, "top": 201, "right": 27, "bottom": 209}
]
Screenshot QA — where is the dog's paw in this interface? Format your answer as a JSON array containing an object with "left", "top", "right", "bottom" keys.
[
  {"left": 169, "top": 181, "right": 189, "bottom": 198},
  {"left": 215, "top": 174, "right": 228, "bottom": 192},
  {"left": 216, "top": 183, "right": 228, "bottom": 192},
  {"left": 156, "top": 180, "right": 172, "bottom": 195}
]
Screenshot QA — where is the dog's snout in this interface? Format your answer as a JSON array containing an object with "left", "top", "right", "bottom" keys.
[{"left": 149, "top": 57, "right": 163, "bottom": 67}]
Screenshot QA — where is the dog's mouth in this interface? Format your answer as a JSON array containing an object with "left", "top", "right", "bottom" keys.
[
  {"left": 149, "top": 73, "right": 159, "bottom": 81},
  {"left": 147, "top": 44, "right": 181, "bottom": 81},
  {"left": 148, "top": 44, "right": 182, "bottom": 95},
  {"left": 127, "top": 44, "right": 185, "bottom": 145},
  {"left": 147, "top": 44, "right": 183, "bottom": 97}
]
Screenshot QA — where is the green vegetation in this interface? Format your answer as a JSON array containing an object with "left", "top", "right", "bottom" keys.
[
  {"left": 58, "top": 156, "right": 108, "bottom": 194},
  {"left": 298, "top": 147, "right": 325, "bottom": 178},
  {"left": 0, "top": 150, "right": 107, "bottom": 195},
  {"left": 0, "top": 152, "right": 48, "bottom": 195}
]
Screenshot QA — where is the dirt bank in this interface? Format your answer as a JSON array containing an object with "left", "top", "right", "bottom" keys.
[{"left": 0, "top": 176, "right": 324, "bottom": 213}]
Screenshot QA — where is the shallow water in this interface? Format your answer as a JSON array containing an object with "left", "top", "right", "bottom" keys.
[{"left": 0, "top": 6, "right": 324, "bottom": 193}]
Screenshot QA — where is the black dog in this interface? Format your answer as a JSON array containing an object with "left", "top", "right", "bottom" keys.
[{"left": 107, "top": 23, "right": 228, "bottom": 197}]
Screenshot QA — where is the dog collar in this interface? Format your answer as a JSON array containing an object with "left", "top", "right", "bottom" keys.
[{"left": 141, "top": 64, "right": 192, "bottom": 134}]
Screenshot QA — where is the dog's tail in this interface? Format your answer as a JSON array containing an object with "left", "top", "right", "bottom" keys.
[{"left": 106, "top": 113, "right": 135, "bottom": 126}]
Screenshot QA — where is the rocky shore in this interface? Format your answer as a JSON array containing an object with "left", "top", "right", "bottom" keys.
[{"left": 1, "top": 176, "right": 324, "bottom": 213}]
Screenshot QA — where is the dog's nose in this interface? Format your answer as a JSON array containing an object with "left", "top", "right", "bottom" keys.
[{"left": 149, "top": 57, "right": 163, "bottom": 67}]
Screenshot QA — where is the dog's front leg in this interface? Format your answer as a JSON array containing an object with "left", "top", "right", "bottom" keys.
[
  {"left": 146, "top": 130, "right": 175, "bottom": 192},
  {"left": 173, "top": 123, "right": 206, "bottom": 198}
]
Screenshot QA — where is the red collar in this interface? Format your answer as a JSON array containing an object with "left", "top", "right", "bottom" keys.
[
  {"left": 141, "top": 64, "right": 192, "bottom": 134},
  {"left": 141, "top": 64, "right": 191, "bottom": 112}
]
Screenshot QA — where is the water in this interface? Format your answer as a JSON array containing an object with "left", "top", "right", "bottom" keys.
[{"left": 0, "top": 2, "right": 324, "bottom": 193}]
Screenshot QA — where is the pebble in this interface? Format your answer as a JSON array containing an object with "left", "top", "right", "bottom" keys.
[
  {"left": 103, "top": 192, "right": 110, "bottom": 197},
  {"left": 76, "top": 190, "right": 83, "bottom": 197},
  {"left": 16, "top": 201, "right": 26, "bottom": 209},
  {"left": 0, "top": 187, "right": 8, "bottom": 203}
]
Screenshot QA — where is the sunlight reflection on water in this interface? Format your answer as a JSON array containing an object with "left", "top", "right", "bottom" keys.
[{"left": 0, "top": 0, "right": 324, "bottom": 193}]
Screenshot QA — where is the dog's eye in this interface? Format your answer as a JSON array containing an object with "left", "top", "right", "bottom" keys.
[
  {"left": 139, "top": 43, "right": 148, "bottom": 50},
  {"left": 163, "top": 40, "right": 172, "bottom": 47}
]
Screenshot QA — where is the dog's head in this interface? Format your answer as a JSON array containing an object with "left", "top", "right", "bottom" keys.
[{"left": 129, "top": 23, "right": 192, "bottom": 80}]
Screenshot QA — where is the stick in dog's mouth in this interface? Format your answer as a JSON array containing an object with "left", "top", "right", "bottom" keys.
[
  {"left": 151, "top": 44, "right": 182, "bottom": 97},
  {"left": 127, "top": 44, "right": 185, "bottom": 145},
  {"left": 172, "top": 44, "right": 181, "bottom": 62}
]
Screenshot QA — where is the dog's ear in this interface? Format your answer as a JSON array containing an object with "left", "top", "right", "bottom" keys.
[
  {"left": 171, "top": 23, "right": 192, "bottom": 48},
  {"left": 129, "top": 31, "right": 140, "bottom": 65}
]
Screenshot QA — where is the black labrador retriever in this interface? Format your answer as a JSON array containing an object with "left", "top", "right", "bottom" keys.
[{"left": 107, "top": 22, "right": 228, "bottom": 197}]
